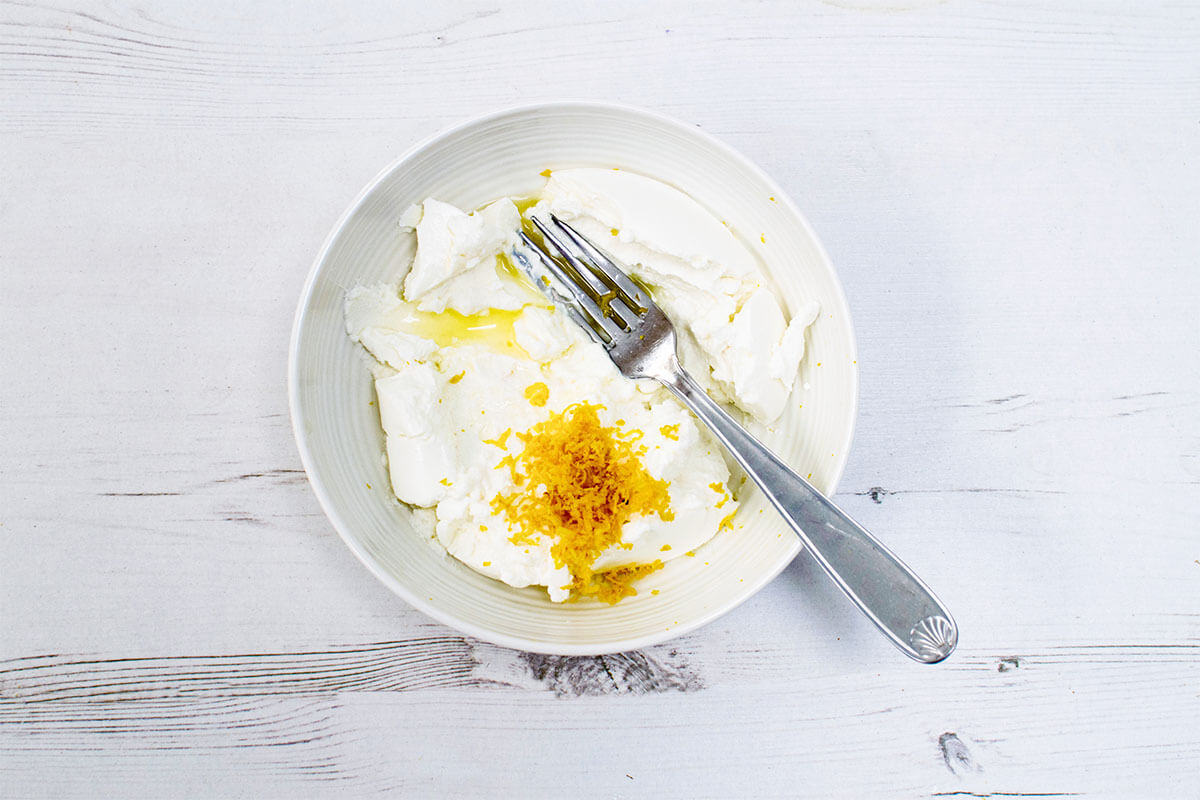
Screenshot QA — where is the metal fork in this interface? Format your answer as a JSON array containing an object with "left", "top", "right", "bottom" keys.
[{"left": 513, "top": 214, "right": 958, "bottom": 664}]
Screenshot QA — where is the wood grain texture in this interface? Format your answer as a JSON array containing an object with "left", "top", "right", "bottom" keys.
[{"left": 2, "top": 0, "right": 1198, "bottom": 797}]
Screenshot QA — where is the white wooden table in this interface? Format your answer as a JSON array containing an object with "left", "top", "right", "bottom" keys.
[{"left": 3, "top": 2, "right": 1197, "bottom": 797}]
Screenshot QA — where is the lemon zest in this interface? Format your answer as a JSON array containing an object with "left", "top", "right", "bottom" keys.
[
  {"left": 524, "top": 382, "right": 550, "bottom": 407},
  {"left": 573, "top": 561, "right": 664, "bottom": 604},
  {"left": 483, "top": 428, "right": 512, "bottom": 449},
  {"left": 489, "top": 402, "right": 673, "bottom": 603}
]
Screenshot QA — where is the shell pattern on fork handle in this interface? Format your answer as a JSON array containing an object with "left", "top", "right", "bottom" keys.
[{"left": 663, "top": 364, "right": 957, "bottom": 663}]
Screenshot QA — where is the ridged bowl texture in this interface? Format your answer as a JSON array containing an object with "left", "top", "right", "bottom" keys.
[{"left": 289, "top": 102, "right": 857, "bottom": 654}]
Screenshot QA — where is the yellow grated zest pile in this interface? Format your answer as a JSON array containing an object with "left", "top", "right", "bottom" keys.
[{"left": 490, "top": 402, "right": 673, "bottom": 604}]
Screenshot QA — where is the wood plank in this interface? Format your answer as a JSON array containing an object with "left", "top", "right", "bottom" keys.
[{"left": 2, "top": 638, "right": 1196, "bottom": 796}]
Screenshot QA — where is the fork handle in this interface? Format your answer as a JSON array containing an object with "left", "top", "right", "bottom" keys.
[{"left": 662, "top": 366, "right": 957, "bottom": 663}]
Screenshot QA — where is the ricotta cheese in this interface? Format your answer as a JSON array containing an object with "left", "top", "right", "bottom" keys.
[
  {"left": 533, "top": 168, "right": 819, "bottom": 423},
  {"left": 346, "top": 169, "right": 817, "bottom": 603}
]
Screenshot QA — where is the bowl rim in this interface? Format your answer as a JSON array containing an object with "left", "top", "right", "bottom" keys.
[{"left": 288, "top": 100, "right": 859, "bottom": 655}]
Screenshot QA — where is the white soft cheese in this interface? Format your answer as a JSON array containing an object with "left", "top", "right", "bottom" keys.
[
  {"left": 401, "top": 198, "right": 527, "bottom": 314},
  {"left": 375, "top": 364, "right": 453, "bottom": 508},
  {"left": 534, "top": 168, "right": 818, "bottom": 423},
  {"left": 347, "top": 302, "right": 730, "bottom": 601},
  {"left": 344, "top": 285, "right": 437, "bottom": 369},
  {"left": 346, "top": 175, "right": 817, "bottom": 602}
]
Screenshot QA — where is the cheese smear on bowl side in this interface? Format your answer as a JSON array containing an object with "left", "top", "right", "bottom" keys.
[{"left": 345, "top": 168, "right": 819, "bottom": 603}]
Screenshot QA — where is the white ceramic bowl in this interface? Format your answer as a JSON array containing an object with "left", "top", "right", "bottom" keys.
[{"left": 289, "top": 102, "right": 857, "bottom": 654}]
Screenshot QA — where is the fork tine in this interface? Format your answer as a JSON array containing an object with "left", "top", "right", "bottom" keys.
[
  {"left": 515, "top": 233, "right": 623, "bottom": 345},
  {"left": 528, "top": 216, "right": 611, "bottom": 301},
  {"left": 529, "top": 217, "right": 641, "bottom": 334},
  {"left": 547, "top": 215, "right": 648, "bottom": 314}
]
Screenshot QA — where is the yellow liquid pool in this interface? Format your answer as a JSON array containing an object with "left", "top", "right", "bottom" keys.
[
  {"left": 381, "top": 254, "right": 549, "bottom": 357},
  {"left": 396, "top": 304, "right": 525, "bottom": 354}
]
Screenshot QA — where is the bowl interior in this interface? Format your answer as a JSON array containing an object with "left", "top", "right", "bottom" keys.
[{"left": 290, "top": 103, "right": 856, "bottom": 654}]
